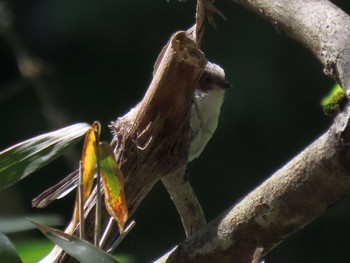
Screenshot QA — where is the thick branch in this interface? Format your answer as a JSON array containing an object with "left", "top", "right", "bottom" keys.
[
  {"left": 48, "top": 31, "right": 207, "bottom": 262},
  {"left": 232, "top": 0, "right": 350, "bottom": 91},
  {"left": 155, "top": 104, "right": 350, "bottom": 262},
  {"left": 111, "top": 32, "right": 206, "bottom": 216},
  {"left": 154, "top": 1, "right": 350, "bottom": 261},
  {"left": 44, "top": 1, "right": 350, "bottom": 262}
]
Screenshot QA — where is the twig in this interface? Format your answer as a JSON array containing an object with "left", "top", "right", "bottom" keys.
[
  {"left": 193, "top": 0, "right": 206, "bottom": 45},
  {"left": 190, "top": 0, "right": 227, "bottom": 47},
  {"left": 161, "top": 172, "right": 206, "bottom": 237},
  {"left": 107, "top": 220, "right": 136, "bottom": 253},
  {"left": 78, "top": 161, "right": 85, "bottom": 240},
  {"left": 99, "top": 217, "right": 113, "bottom": 248},
  {"left": 94, "top": 141, "right": 101, "bottom": 247}
]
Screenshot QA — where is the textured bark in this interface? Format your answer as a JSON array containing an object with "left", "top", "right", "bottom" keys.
[
  {"left": 154, "top": 0, "right": 350, "bottom": 262},
  {"left": 162, "top": 172, "right": 207, "bottom": 237},
  {"left": 46, "top": 1, "right": 350, "bottom": 262},
  {"left": 155, "top": 107, "right": 350, "bottom": 262},
  {"left": 231, "top": 0, "right": 350, "bottom": 92},
  {"left": 47, "top": 31, "right": 207, "bottom": 262}
]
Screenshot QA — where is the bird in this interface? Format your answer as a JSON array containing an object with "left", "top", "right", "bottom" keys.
[
  {"left": 32, "top": 61, "right": 230, "bottom": 208},
  {"left": 189, "top": 61, "right": 231, "bottom": 161}
]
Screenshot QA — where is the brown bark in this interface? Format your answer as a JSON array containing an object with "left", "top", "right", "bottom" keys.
[
  {"left": 47, "top": 31, "right": 208, "bottom": 262},
  {"left": 47, "top": 1, "right": 350, "bottom": 262}
]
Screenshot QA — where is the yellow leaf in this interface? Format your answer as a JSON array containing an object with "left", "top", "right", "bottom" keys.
[
  {"left": 81, "top": 121, "right": 100, "bottom": 202},
  {"left": 98, "top": 142, "right": 128, "bottom": 233},
  {"left": 71, "top": 121, "right": 101, "bottom": 232}
]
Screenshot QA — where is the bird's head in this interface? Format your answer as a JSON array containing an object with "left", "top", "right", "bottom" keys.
[{"left": 198, "top": 62, "right": 232, "bottom": 93}]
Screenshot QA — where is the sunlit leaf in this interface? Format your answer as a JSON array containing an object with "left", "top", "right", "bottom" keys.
[
  {"left": 70, "top": 122, "right": 100, "bottom": 232},
  {"left": 32, "top": 170, "right": 79, "bottom": 208},
  {"left": 321, "top": 83, "right": 347, "bottom": 116},
  {"left": 81, "top": 121, "right": 100, "bottom": 202},
  {"left": 0, "top": 123, "right": 90, "bottom": 191},
  {"left": 30, "top": 220, "right": 120, "bottom": 263},
  {"left": 98, "top": 142, "right": 128, "bottom": 233},
  {"left": 0, "top": 232, "right": 23, "bottom": 263}
]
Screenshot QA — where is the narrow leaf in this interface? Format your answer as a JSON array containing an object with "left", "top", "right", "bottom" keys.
[
  {"left": 73, "top": 121, "right": 100, "bottom": 236},
  {"left": 30, "top": 220, "right": 120, "bottom": 263},
  {"left": 0, "top": 232, "right": 23, "bottom": 263},
  {"left": 81, "top": 121, "right": 100, "bottom": 202},
  {"left": 32, "top": 170, "right": 79, "bottom": 208},
  {"left": 0, "top": 123, "right": 90, "bottom": 191},
  {"left": 98, "top": 142, "right": 128, "bottom": 233},
  {"left": 107, "top": 220, "right": 136, "bottom": 253}
]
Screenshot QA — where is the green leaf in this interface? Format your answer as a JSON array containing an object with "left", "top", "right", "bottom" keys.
[
  {"left": 0, "top": 123, "right": 90, "bottom": 191},
  {"left": 30, "top": 219, "right": 120, "bottom": 263},
  {"left": 321, "top": 83, "right": 347, "bottom": 116},
  {"left": 0, "top": 232, "right": 23, "bottom": 263},
  {"left": 98, "top": 142, "right": 128, "bottom": 233}
]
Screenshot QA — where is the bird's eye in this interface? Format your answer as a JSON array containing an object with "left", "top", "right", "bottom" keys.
[{"left": 202, "top": 75, "right": 212, "bottom": 83}]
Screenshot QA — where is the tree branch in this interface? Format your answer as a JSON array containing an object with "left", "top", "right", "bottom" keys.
[
  {"left": 155, "top": 105, "right": 350, "bottom": 262},
  {"left": 110, "top": 32, "right": 206, "bottom": 217},
  {"left": 161, "top": 172, "right": 207, "bottom": 237},
  {"left": 43, "top": 1, "right": 350, "bottom": 262},
  {"left": 158, "top": 0, "right": 227, "bottom": 238},
  {"left": 46, "top": 31, "right": 207, "bottom": 262},
  {"left": 154, "top": 0, "right": 350, "bottom": 262},
  {"left": 231, "top": 0, "right": 350, "bottom": 91}
]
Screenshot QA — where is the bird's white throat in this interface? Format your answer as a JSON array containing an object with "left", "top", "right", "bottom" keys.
[{"left": 188, "top": 88, "right": 226, "bottom": 161}]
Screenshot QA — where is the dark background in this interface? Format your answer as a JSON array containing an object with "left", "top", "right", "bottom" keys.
[{"left": 1, "top": 0, "right": 350, "bottom": 262}]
